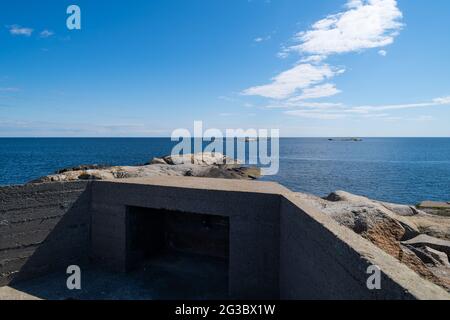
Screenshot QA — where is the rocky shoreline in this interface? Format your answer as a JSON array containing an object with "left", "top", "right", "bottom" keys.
[
  {"left": 29, "top": 153, "right": 261, "bottom": 183},
  {"left": 28, "top": 152, "right": 450, "bottom": 292}
]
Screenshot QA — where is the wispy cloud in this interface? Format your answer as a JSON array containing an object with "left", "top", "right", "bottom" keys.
[
  {"left": 288, "top": 83, "right": 341, "bottom": 101},
  {"left": 299, "top": 55, "right": 327, "bottom": 63},
  {"left": 285, "top": 109, "right": 347, "bottom": 120},
  {"left": 353, "top": 96, "right": 450, "bottom": 112},
  {"left": 266, "top": 101, "right": 344, "bottom": 109},
  {"left": 242, "top": 63, "right": 343, "bottom": 99},
  {"left": 7, "top": 25, "right": 33, "bottom": 36},
  {"left": 254, "top": 35, "right": 271, "bottom": 43},
  {"left": 282, "top": 96, "right": 450, "bottom": 120},
  {"left": 39, "top": 30, "right": 54, "bottom": 38}
]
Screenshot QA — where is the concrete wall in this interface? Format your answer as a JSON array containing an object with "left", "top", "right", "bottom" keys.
[
  {"left": 90, "top": 179, "right": 281, "bottom": 299},
  {"left": 280, "top": 197, "right": 408, "bottom": 299},
  {"left": 0, "top": 181, "right": 91, "bottom": 286},
  {"left": 280, "top": 193, "right": 450, "bottom": 300}
]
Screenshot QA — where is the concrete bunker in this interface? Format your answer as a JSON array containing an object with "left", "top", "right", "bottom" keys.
[{"left": 1, "top": 177, "right": 449, "bottom": 300}]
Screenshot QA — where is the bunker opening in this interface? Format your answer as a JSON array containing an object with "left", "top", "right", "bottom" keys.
[{"left": 126, "top": 206, "right": 230, "bottom": 299}]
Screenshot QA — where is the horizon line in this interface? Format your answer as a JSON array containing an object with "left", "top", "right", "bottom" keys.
[{"left": 1, "top": 136, "right": 450, "bottom": 139}]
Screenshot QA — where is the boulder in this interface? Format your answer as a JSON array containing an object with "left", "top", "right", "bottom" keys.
[
  {"left": 161, "top": 152, "right": 242, "bottom": 166},
  {"left": 404, "top": 245, "right": 450, "bottom": 267},
  {"left": 56, "top": 164, "right": 112, "bottom": 174},
  {"left": 402, "top": 235, "right": 450, "bottom": 258},
  {"left": 378, "top": 202, "right": 422, "bottom": 217},
  {"left": 148, "top": 157, "right": 167, "bottom": 165},
  {"left": 405, "top": 213, "right": 450, "bottom": 241},
  {"left": 323, "top": 191, "right": 420, "bottom": 241},
  {"left": 78, "top": 170, "right": 115, "bottom": 180}
]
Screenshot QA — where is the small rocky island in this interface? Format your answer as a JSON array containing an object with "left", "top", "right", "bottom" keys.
[{"left": 29, "top": 152, "right": 450, "bottom": 292}]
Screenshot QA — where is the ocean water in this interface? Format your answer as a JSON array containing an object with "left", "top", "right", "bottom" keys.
[{"left": 0, "top": 138, "right": 449, "bottom": 205}]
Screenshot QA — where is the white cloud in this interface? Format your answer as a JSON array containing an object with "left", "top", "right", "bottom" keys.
[
  {"left": 287, "top": 0, "right": 403, "bottom": 56},
  {"left": 242, "top": 63, "right": 342, "bottom": 99},
  {"left": 277, "top": 50, "right": 289, "bottom": 59},
  {"left": 254, "top": 35, "right": 271, "bottom": 43},
  {"left": 433, "top": 96, "right": 450, "bottom": 104},
  {"left": 7, "top": 25, "right": 33, "bottom": 36},
  {"left": 281, "top": 95, "right": 450, "bottom": 119},
  {"left": 284, "top": 109, "right": 347, "bottom": 119},
  {"left": 266, "top": 101, "right": 343, "bottom": 109},
  {"left": 288, "top": 83, "right": 342, "bottom": 101},
  {"left": 299, "top": 55, "right": 327, "bottom": 63},
  {"left": 353, "top": 96, "right": 450, "bottom": 112},
  {"left": 40, "top": 30, "right": 54, "bottom": 38},
  {"left": 346, "top": 0, "right": 364, "bottom": 9},
  {"left": 296, "top": 102, "right": 344, "bottom": 109},
  {"left": 378, "top": 49, "right": 387, "bottom": 56}
]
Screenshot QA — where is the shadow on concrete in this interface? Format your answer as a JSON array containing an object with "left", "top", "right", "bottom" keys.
[
  {"left": 10, "top": 252, "right": 228, "bottom": 300},
  {"left": 7, "top": 190, "right": 229, "bottom": 300},
  {"left": 7, "top": 188, "right": 91, "bottom": 295}
]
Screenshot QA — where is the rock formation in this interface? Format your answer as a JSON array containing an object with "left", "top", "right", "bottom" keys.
[
  {"left": 294, "top": 191, "right": 450, "bottom": 291},
  {"left": 29, "top": 153, "right": 260, "bottom": 183}
]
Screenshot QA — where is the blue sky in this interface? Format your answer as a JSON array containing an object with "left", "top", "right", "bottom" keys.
[{"left": 0, "top": 0, "right": 449, "bottom": 137}]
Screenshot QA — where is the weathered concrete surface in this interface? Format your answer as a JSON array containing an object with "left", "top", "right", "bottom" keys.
[
  {"left": 0, "top": 286, "right": 40, "bottom": 300},
  {"left": 0, "top": 252, "right": 227, "bottom": 300},
  {"left": 0, "top": 181, "right": 91, "bottom": 287}
]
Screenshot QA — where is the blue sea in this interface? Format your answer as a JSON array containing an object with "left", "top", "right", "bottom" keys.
[{"left": 0, "top": 138, "right": 449, "bottom": 205}]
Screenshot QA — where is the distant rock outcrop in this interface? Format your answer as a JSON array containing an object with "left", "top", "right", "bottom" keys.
[
  {"left": 294, "top": 190, "right": 450, "bottom": 291},
  {"left": 29, "top": 153, "right": 260, "bottom": 183},
  {"left": 417, "top": 201, "right": 450, "bottom": 217}
]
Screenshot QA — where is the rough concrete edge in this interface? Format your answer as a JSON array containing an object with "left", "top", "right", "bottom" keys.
[
  {"left": 282, "top": 192, "right": 450, "bottom": 300},
  {"left": 0, "top": 286, "right": 41, "bottom": 300},
  {"left": 92, "top": 176, "right": 293, "bottom": 195},
  {"left": 0, "top": 180, "right": 91, "bottom": 194}
]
